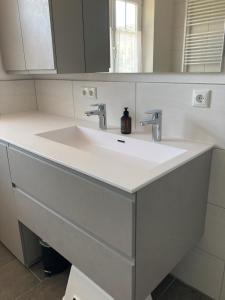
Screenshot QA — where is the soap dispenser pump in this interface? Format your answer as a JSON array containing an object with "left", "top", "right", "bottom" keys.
[{"left": 121, "top": 107, "right": 131, "bottom": 134}]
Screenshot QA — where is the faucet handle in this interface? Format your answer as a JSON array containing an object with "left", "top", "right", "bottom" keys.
[
  {"left": 145, "top": 109, "right": 162, "bottom": 118},
  {"left": 91, "top": 104, "right": 106, "bottom": 110}
]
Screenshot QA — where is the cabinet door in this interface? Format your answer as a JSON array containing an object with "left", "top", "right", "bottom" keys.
[
  {"left": 17, "top": 0, "right": 55, "bottom": 71},
  {"left": 82, "top": 0, "right": 110, "bottom": 72},
  {"left": 0, "top": 0, "right": 26, "bottom": 71},
  {"left": 0, "top": 143, "right": 24, "bottom": 262}
]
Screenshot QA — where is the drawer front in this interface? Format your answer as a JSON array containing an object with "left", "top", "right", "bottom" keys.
[
  {"left": 0, "top": 142, "right": 24, "bottom": 263},
  {"left": 8, "top": 147, "right": 135, "bottom": 257},
  {"left": 15, "top": 188, "right": 134, "bottom": 300}
]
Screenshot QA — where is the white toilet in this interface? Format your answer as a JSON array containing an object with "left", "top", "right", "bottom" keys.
[
  {"left": 64, "top": 265, "right": 114, "bottom": 300},
  {"left": 64, "top": 265, "right": 153, "bottom": 300}
]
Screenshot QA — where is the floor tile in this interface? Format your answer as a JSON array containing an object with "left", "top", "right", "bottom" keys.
[
  {"left": 159, "top": 280, "right": 213, "bottom": 300},
  {"left": 29, "top": 261, "right": 46, "bottom": 281},
  {"left": 0, "top": 260, "right": 39, "bottom": 300},
  {"left": 0, "top": 244, "right": 214, "bottom": 300},
  {"left": 152, "top": 275, "right": 176, "bottom": 299},
  {"left": 16, "top": 271, "right": 70, "bottom": 300},
  {"left": 0, "top": 243, "right": 16, "bottom": 268}
]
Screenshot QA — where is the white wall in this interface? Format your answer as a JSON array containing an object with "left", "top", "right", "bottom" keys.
[
  {"left": 0, "top": 49, "right": 29, "bottom": 81},
  {"left": 0, "top": 50, "right": 36, "bottom": 114},
  {"left": 0, "top": 80, "right": 36, "bottom": 115}
]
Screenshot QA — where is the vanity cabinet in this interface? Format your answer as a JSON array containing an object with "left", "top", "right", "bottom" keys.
[
  {"left": 8, "top": 145, "right": 212, "bottom": 300},
  {"left": 0, "top": 142, "right": 24, "bottom": 262},
  {"left": 8, "top": 146, "right": 135, "bottom": 258},
  {"left": 0, "top": 0, "right": 110, "bottom": 74}
]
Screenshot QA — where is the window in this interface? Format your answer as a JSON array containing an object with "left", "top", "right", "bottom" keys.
[{"left": 110, "top": 0, "right": 142, "bottom": 73}]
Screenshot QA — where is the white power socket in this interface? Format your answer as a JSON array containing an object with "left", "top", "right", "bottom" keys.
[
  {"left": 192, "top": 90, "right": 211, "bottom": 108},
  {"left": 81, "top": 87, "right": 97, "bottom": 99}
]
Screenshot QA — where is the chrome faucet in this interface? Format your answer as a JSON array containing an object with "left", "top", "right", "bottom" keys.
[
  {"left": 85, "top": 104, "right": 107, "bottom": 130},
  {"left": 140, "top": 110, "right": 162, "bottom": 142}
]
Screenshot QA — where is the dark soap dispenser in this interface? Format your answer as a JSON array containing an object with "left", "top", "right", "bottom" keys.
[{"left": 121, "top": 107, "right": 131, "bottom": 134}]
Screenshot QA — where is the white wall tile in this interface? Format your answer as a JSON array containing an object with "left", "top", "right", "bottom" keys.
[
  {"left": 35, "top": 80, "right": 74, "bottom": 118},
  {"left": 198, "top": 204, "right": 225, "bottom": 261},
  {"left": 136, "top": 82, "right": 225, "bottom": 148},
  {"left": 73, "top": 81, "right": 135, "bottom": 128},
  {"left": 173, "top": 248, "right": 224, "bottom": 300},
  {"left": 208, "top": 149, "right": 225, "bottom": 208},
  {"left": 0, "top": 50, "right": 29, "bottom": 81},
  {"left": 0, "top": 80, "right": 37, "bottom": 114}
]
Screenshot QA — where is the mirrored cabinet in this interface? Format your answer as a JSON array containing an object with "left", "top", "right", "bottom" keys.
[
  {"left": 109, "top": 0, "right": 225, "bottom": 73},
  {"left": 0, "top": 0, "right": 110, "bottom": 74}
]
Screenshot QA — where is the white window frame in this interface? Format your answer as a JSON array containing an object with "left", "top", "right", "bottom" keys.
[{"left": 109, "top": 0, "right": 142, "bottom": 73}]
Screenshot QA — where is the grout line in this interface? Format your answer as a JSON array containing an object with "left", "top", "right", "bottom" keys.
[
  {"left": 174, "top": 277, "right": 214, "bottom": 299},
  {"left": 207, "top": 201, "right": 225, "bottom": 211},
  {"left": 157, "top": 278, "right": 177, "bottom": 300},
  {"left": 218, "top": 265, "right": 225, "bottom": 300},
  {"left": 71, "top": 80, "right": 76, "bottom": 120},
  {"left": 28, "top": 266, "right": 43, "bottom": 283},
  {"left": 33, "top": 80, "right": 39, "bottom": 111},
  {"left": 196, "top": 246, "right": 225, "bottom": 263},
  {"left": 134, "top": 82, "right": 137, "bottom": 129},
  {"left": 15, "top": 282, "right": 42, "bottom": 300},
  {"left": 0, "top": 257, "right": 17, "bottom": 270},
  {"left": 29, "top": 77, "right": 225, "bottom": 86}
]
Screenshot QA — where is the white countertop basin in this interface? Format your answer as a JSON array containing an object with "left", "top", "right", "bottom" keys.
[
  {"left": 38, "top": 126, "right": 186, "bottom": 166},
  {"left": 0, "top": 112, "right": 213, "bottom": 193}
]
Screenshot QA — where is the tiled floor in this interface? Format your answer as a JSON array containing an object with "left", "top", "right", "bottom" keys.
[
  {"left": 153, "top": 275, "right": 213, "bottom": 300},
  {"left": 0, "top": 242, "right": 69, "bottom": 300},
  {"left": 0, "top": 242, "right": 212, "bottom": 300}
]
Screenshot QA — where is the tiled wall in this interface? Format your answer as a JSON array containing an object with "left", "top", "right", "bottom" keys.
[
  {"left": 0, "top": 50, "right": 29, "bottom": 81},
  {"left": 35, "top": 80, "right": 74, "bottom": 118},
  {"left": 33, "top": 79, "right": 225, "bottom": 300},
  {"left": 0, "top": 80, "right": 37, "bottom": 115},
  {"left": 34, "top": 79, "right": 225, "bottom": 148},
  {"left": 0, "top": 50, "right": 36, "bottom": 114},
  {"left": 73, "top": 81, "right": 136, "bottom": 128},
  {"left": 173, "top": 150, "right": 225, "bottom": 300}
]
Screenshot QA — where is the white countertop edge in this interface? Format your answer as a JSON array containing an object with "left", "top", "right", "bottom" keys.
[{"left": 0, "top": 112, "right": 214, "bottom": 194}]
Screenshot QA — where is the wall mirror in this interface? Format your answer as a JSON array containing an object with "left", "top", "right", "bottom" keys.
[{"left": 108, "top": 0, "right": 225, "bottom": 73}]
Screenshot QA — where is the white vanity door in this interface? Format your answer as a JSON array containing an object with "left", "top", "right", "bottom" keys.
[
  {"left": 0, "top": 0, "right": 26, "bottom": 72},
  {"left": 0, "top": 143, "right": 24, "bottom": 262},
  {"left": 17, "top": 0, "right": 56, "bottom": 71}
]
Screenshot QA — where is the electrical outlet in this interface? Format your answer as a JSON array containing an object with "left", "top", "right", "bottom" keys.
[
  {"left": 88, "top": 87, "right": 97, "bottom": 98},
  {"left": 81, "top": 87, "right": 97, "bottom": 99},
  {"left": 192, "top": 90, "right": 211, "bottom": 108},
  {"left": 81, "top": 88, "right": 89, "bottom": 97}
]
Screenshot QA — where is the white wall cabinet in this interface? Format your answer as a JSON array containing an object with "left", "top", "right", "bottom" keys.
[
  {"left": 0, "top": 0, "right": 26, "bottom": 72},
  {"left": 0, "top": 0, "right": 110, "bottom": 74},
  {"left": 0, "top": 142, "right": 24, "bottom": 262}
]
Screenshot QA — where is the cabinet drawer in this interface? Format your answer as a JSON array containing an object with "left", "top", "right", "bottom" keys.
[
  {"left": 0, "top": 143, "right": 24, "bottom": 263},
  {"left": 15, "top": 188, "right": 134, "bottom": 300},
  {"left": 8, "top": 147, "right": 135, "bottom": 257}
]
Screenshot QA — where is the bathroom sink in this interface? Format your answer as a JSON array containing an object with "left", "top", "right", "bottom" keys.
[{"left": 37, "top": 126, "right": 186, "bottom": 165}]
